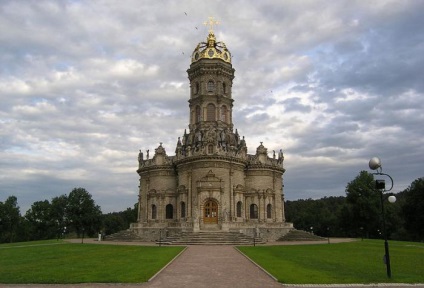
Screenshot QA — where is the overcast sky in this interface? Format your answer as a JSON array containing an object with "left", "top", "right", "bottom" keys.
[{"left": 1, "top": 0, "right": 423, "bottom": 214}]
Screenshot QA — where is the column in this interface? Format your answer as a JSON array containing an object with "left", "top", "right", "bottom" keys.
[{"left": 188, "top": 171, "right": 192, "bottom": 220}]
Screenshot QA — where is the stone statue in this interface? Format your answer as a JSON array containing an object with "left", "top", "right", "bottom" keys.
[
  {"left": 138, "top": 150, "right": 143, "bottom": 163},
  {"left": 278, "top": 149, "right": 284, "bottom": 163},
  {"left": 146, "top": 149, "right": 150, "bottom": 160}
]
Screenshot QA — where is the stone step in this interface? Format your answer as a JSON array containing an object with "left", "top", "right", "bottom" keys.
[
  {"left": 159, "top": 231, "right": 264, "bottom": 245},
  {"left": 105, "top": 230, "right": 144, "bottom": 242},
  {"left": 277, "top": 229, "right": 326, "bottom": 241}
]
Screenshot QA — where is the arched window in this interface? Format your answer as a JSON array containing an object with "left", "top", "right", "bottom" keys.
[
  {"left": 267, "top": 204, "right": 272, "bottom": 219},
  {"left": 207, "top": 80, "right": 215, "bottom": 92},
  {"left": 196, "top": 106, "right": 201, "bottom": 122},
  {"left": 250, "top": 204, "right": 258, "bottom": 219},
  {"left": 221, "top": 105, "right": 227, "bottom": 122},
  {"left": 236, "top": 201, "right": 242, "bottom": 218},
  {"left": 151, "top": 204, "right": 157, "bottom": 220},
  {"left": 208, "top": 144, "right": 213, "bottom": 154},
  {"left": 180, "top": 202, "right": 186, "bottom": 218},
  {"left": 206, "top": 104, "right": 216, "bottom": 121},
  {"left": 196, "top": 82, "right": 200, "bottom": 94},
  {"left": 223, "top": 82, "right": 227, "bottom": 94},
  {"left": 165, "top": 204, "right": 173, "bottom": 219}
]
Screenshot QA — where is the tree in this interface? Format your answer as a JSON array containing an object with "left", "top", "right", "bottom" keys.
[
  {"left": 0, "top": 196, "right": 21, "bottom": 243},
  {"left": 101, "top": 203, "right": 138, "bottom": 235},
  {"left": 50, "top": 195, "right": 69, "bottom": 239},
  {"left": 25, "top": 200, "right": 55, "bottom": 240},
  {"left": 401, "top": 177, "right": 424, "bottom": 241},
  {"left": 342, "top": 171, "right": 381, "bottom": 238},
  {"left": 285, "top": 197, "right": 344, "bottom": 236},
  {"left": 67, "top": 188, "right": 102, "bottom": 237},
  {"left": 102, "top": 213, "right": 127, "bottom": 235}
]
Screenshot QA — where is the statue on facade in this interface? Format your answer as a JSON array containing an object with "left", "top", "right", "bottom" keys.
[
  {"left": 138, "top": 150, "right": 144, "bottom": 167},
  {"left": 278, "top": 149, "right": 284, "bottom": 164}
]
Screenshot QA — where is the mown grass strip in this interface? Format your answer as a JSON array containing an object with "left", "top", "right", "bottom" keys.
[
  {"left": 238, "top": 240, "right": 424, "bottom": 284},
  {"left": 0, "top": 241, "right": 184, "bottom": 284}
]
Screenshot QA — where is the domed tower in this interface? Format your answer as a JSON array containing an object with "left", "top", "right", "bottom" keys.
[
  {"left": 133, "top": 18, "right": 292, "bottom": 241},
  {"left": 178, "top": 20, "right": 239, "bottom": 156}
]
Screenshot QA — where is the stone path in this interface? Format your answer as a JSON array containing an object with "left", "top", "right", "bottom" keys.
[{"left": 141, "top": 245, "right": 281, "bottom": 288}]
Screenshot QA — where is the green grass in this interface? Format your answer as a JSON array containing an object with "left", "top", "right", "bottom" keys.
[
  {"left": 238, "top": 240, "right": 424, "bottom": 284},
  {"left": 0, "top": 240, "right": 184, "bottom": 284}
]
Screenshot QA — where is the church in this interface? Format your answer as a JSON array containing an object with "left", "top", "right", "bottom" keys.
[{"left": 130, "top": 19, "right": 293, "bottom": 242}]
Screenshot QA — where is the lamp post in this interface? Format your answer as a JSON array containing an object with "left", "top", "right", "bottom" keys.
[{"left": 369, "top": 157, "right": 396, "bottom": 278}]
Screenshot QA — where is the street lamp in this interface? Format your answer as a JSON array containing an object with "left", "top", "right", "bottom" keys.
[{"left": 369, "top": 157, "right": 396, "bottom": 278}]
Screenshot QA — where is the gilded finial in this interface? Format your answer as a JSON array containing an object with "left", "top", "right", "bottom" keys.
[{"left": 203, "top": 16, "right": 219, "bottom": 33}]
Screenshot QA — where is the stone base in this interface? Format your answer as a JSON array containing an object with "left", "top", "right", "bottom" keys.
[{"left": 129, "top": 221, "right": 293, "bottom": 242}]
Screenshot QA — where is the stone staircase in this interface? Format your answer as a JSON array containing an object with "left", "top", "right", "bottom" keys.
[
  {"left": 277, "top": 229, "right": 326, "bottom": 241},
  {"left": 158, "top": 231, "right": 264, "bottom": 245},
  {"left": 104, "top": 229, "right": 144, "bottom": 242}
]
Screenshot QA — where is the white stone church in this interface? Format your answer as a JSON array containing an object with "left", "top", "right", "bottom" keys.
[{"left": 130, "top": 22, "right": 292, "bottom": 242}]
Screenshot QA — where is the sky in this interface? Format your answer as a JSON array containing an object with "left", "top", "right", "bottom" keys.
[{"left": 1, "top": 0, "right": 423, "bottom": 214}]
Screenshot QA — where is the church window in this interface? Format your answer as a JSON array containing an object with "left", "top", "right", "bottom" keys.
[
  {"left": 196, "top": 106, "right": 201, "bottom": 122},
  {"left": 180, "top": 202, "right": 186, "bottom": 218},
  {"left": 221, "top": 105, "right": 227, "bottom": 122},
  {"left": 223, "top": 82, "right": 227, "bottom": 94},
  {"left": 207, "top": 145, "right": 213, "bottom": 154},
  {"left": 206, "top": 104, "right": 216, "bottom": 121},
  {"left": 195, "top": 82, "right": 200, "bottom": 94},
  {"left": 250, "top": 204, "right": 258, "bottom": 219},
  {"left": 151, "top": 205, "right": 157, "bottom": 220},
  {"left": 207, "top": 80, "right": 215, "bottom": 92},
  {"left": 267, "top": 204, "right": 272, "bottom": 219},
  {"left": 165, "top": 204, "right": 173, "bottom": 219},
  {"left": 236, "top": 201, "right": 242, "bottom": 217}
]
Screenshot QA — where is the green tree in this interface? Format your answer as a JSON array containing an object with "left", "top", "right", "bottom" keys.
[
  {"left": 67, "top": 188, "right": 102, "bottom": 237},
  {"left": 285, "top": 197, "right": 344, "bottom": 237},
  {"left": 342, "top": 171, "right": 381, "bottom": 238},
  {"left": 0, "top": 196, "right": 21, "bottom": 243},
  {"left": 25, "top": 200, "right": 55, "bottom": 240},
  {"left": 101, "top": 203, "right": 138, "bottom": 236},
  {"left": 102, "top": 212, "right": 127, "bottom": 235},
  {"left": 50, "top": 195, "right": 69, "bottom": 239},
  {"left": 401, "top": 177, "right": 424, "bottom": 241}
]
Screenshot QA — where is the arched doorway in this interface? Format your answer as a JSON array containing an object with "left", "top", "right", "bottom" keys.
[{"left": 203, "top": 199, "right": 218, "bottom": 224}]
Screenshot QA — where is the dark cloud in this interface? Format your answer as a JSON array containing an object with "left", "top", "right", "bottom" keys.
[{"left": 1, "top": 1, "right": 423, "bottom": 213}]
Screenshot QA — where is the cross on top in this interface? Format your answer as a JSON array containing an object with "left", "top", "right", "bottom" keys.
[{"left": 204, "top": 16, "right": 219, "bottom": 33}]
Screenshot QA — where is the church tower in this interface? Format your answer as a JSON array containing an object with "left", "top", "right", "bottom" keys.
[
  {"left": 179, "top": 20, "right": 239, "bottom": 157},
  {"left": 133, "top": 18, "right": 292, "bottom": 241}
]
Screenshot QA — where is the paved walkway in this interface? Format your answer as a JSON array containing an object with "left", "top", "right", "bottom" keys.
[
  {"left": 141, "top": 245, "right": 281, "bottom": 288},
  {"left": 1, "top": 239, "right": 423, "bottom": 288}
]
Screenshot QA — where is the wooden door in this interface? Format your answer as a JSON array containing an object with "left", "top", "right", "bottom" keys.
[{"left": 203, "top": 200, "right": 218, "bottom": 224}]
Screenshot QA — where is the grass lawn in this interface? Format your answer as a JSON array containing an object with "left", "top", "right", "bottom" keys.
[
  {"left": 0, "top": 240, "right": 184, "bottom": 284},
  {"left": 238, "top": 239, "right": 424, "bottom": 284}
]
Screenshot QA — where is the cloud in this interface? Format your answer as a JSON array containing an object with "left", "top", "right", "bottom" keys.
[{"left": 1, "top": 0, "right": 423, "bottom": 214}]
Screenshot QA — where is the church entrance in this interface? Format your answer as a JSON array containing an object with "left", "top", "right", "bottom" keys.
[{"left": 203, "top": 199, "right": 218, "bottom": 224}]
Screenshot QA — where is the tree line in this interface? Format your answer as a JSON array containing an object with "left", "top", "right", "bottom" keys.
[
  {"left": 285, "top": 172, "right": 424, "bottom": 242},
  {"left": 0, "top": 187, "right": 137, "bottom": 243},
  {"left": 1, "top": 173, "right": 422, "bottom": 243}
]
